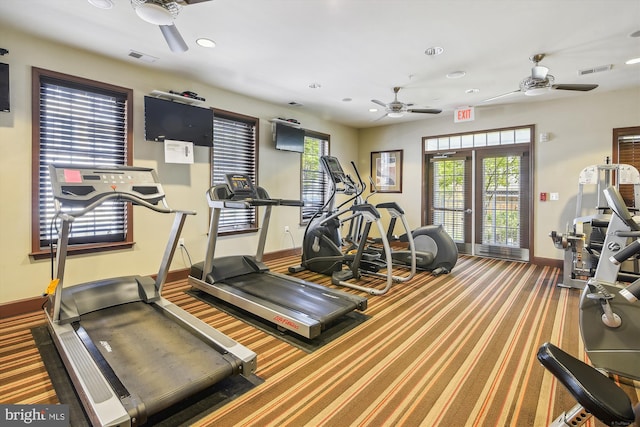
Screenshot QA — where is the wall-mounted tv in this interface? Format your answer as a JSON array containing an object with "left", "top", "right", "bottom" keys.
[
  {"left": 0, "top": 63, "right": 9, "bottom": 112},
  {"left": 274, "top": 122, "right": 305, "bottom": 153},
  {"left": 144, "top": 96, "right": 214, "bottom": 147}
]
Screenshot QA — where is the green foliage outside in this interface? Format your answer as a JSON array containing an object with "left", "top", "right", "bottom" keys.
[{"left": 434, "top": 156, "right": 521, "bottom": 246}]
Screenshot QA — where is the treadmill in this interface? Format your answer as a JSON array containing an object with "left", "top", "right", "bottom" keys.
[
  {"left": 44, "top": 164, "right": 256, "bottom": 426},
  {"left": 188, "top": 173, "right": 368, "bottom": 339}
]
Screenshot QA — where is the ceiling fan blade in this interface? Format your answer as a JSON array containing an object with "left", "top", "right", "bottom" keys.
[
  {"left": 482, "top": 90, "right": 522, "bottom": 103},
  {"left": 159, "top": 24, "right": 188, "bottom": 52},
  {"left": 371, "top": 99, "right": 388, "bottom": 108},
  {"left": 373, "top": 113, "right": 389, "bottom": 122},
  {"left": 180, "top": 0, "right": 213, "bottom": 4},
  {"left": 552, "top": 83, "right": 598, "bottom": 92},
  {"left": 407, "top": 108, "right": 442, "bottom": 114}
]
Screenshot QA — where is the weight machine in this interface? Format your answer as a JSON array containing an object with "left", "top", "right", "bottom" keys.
[{"left": 550, "top": 162, "right": 640, "bottom": 289}]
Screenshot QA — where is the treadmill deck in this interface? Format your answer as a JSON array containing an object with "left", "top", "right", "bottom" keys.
[
  {"left": 224, "top": 272, "right": 360, "bottom": 322},
  {"left": 79, "top": 302, "right": 235, "bottom": 415}
]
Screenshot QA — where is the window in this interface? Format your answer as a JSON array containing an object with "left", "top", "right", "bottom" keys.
[
  {"left": 300, "top": 132, "right": 329, "bottom": 223},
  {"left": 211, "top": 109, "right": 258, "bottom": 233},
  {"left": 613, "top": 126, "right": 640, "bottom": 206},
  {"left": 31, "top": 68, "right": 133, "bottom": 257}
]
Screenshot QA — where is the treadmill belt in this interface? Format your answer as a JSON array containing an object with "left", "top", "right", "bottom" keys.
[
  {"left": 32, "top": 325, "right": 263, "bottom": 427},
  {"left": 224, "top": 273, "right": 357, "bottom": 322},
  {"left": 79, "top": 302, "right": 234, "bottom": 416}
]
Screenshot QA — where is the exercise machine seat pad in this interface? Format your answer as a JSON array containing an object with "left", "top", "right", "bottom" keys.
[{"left": 537, "top": 342, "right": 635, "bottom": 426}]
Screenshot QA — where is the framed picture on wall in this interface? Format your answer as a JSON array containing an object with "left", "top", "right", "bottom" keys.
[{"left": 370, "top": 150, "right": 402, "bottom": 193}]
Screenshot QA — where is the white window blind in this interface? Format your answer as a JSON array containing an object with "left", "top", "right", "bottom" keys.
[
  {"left": 36, "top": 75, "right": 129, "bottom": 249},
  {"left": 212, "top": 112, "right": 257, "bottom": 231}
]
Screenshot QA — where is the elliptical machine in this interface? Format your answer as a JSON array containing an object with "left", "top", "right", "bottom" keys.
[
  {"left": 365, "top": 177, "right": 458, "bottom": 275},
  {"left": 290, "top": 155, "right": 415, "bottom": 295}
]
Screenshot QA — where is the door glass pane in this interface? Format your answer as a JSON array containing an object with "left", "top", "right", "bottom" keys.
[
  {"left": 432, "top": 159, "right": 465, "bottom": 242},
  {"left": 482, "top": 155, "right": 521, "bottom": 247}
]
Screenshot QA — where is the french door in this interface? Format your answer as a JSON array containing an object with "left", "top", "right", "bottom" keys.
[{"left": 426, "top": 147, "right": 530, "bottom": 262}]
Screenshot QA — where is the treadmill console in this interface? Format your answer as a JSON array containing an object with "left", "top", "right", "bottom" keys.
[
  {"left": 225, "top": 173, "right": 259, "bottom": 199},
  {"left": 49, "top": 164, "right": 165, "bottom": 206}
]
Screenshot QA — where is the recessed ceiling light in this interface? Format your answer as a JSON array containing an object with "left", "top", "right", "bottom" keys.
[
  {"left": 196, "top": 38, "right": 216, "bottom": 48},
  {"left": 626, "top": 57, "right": 640, "bottom": 65},
  {"left": 446, "top": 70, "right": 466, "bottom": 79},
  {"left": 309, "top": 83, "right": 322, "bottom": 89},
  {"left": 88, "top": 0, "right": 114, "bottom": 9},
  {"left": 425, "top": 46, "right": 444, "bottom": 56},
  {"left": 465, "top": 88, "right": 480, "bottom": 94},
  {"left": 369, "top": 108, "right": 378, "bottom": 113}
]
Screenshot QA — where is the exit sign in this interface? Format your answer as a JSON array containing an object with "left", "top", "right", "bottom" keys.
[{"left": 454, "top": 106, "right": 475, "bottom": 123}]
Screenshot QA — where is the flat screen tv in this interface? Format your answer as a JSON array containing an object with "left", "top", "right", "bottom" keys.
[
  {"left": 144, "top": 96, "right": 213, "bottom": 147},
  {"left": 0, "top": 63, "right": 9, "bottom": 112},
  {"left": 274, "top": 122, "right": 305, "bottom": 153}
]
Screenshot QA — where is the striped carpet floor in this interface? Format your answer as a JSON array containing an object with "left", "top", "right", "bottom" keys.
[{"left": 1, "top": 255, "right": 638, "bottom": 426}]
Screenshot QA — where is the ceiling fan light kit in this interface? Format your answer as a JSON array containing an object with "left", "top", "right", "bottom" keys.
[
  {"left": 130, "top": 0, "right": 203, "bottom": 52},
  {"left": 524, "top": 87, "right": 550, "bottom": 96},
  {"left": 132, "top": 1, "right": 179, "bottom": 25}
]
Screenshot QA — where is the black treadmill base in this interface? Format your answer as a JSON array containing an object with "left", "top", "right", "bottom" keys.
[
  {"left": 32, "top": 326, "right": 263, "bottom": 427},
  {"left": 186, "top": 289, "right": 370, "bottom": 353}
]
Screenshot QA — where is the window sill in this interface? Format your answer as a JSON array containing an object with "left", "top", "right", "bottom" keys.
[
  {"left": 30, "top": 241, "right": 135, "bottom": 261},
  {"left": 217, "top": 227, "right": 259, "bottom": 237}
]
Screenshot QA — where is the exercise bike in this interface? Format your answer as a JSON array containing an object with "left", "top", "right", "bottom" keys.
[
  {"left": 578, "top": 185, "right": 640, "bottom": 381},
  {"left": 538, "top": 185, "right": 640, "bottom": 426},
  {"left": 290, "top": 155, "right": 414, "bottom": 295}
]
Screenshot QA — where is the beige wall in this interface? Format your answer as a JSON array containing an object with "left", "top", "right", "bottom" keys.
[
  {"left": 1, "top": 25, "right": 639, "bottom": 305},
  {"left": 0, "top": 28, "right": 357, "bottom": 303},
  {"left": 358, "top": 88, "right": 640, "bottom": 261}
]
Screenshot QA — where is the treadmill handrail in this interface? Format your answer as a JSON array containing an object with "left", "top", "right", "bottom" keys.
[
  {"left": 206, "top": 183, "right": 303, "bottom": 208},
  {"left": 55, "top": 191, "right": 195, "bottom": 217}
]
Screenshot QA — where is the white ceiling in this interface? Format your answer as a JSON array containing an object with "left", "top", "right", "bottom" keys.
[{"left": 1, "top": 0, "right": 639, "bottom": 128}]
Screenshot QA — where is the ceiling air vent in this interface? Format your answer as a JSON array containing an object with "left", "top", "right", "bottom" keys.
[
  {"left": 128, "top": 50, "right": 158, "bottom": 63},
  {"left": 577, "top": 64, "right": 612, "bottom": 76}
]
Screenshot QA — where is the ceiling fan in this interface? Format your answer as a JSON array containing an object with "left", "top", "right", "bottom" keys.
[
  {"left": 484, "top": 53, "right": 599, "bottom": 102},
  {"left": 371, "top": 87, "right": 442, "bottom": 120},
  {"left": 130, "top": 0, "right": 212, "bottom": 53}
]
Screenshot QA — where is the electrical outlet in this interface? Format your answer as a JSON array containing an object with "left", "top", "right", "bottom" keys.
[
  {"left": 284, "top": 226, "right": 290, "bottom": 233},
  {"left": 178, "top": 238, "right": 185, "bottom": 247}
]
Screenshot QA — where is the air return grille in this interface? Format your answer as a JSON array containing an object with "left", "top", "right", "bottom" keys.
[{"left": 577, "top": 64, "right": 612, "bottom": 76}]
